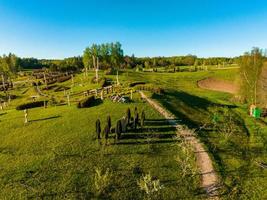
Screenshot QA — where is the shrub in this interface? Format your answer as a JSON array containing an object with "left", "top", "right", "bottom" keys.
[
  {"left": 135, "top": 84, "right": 164, "bottom": 94},
  {"left": 94, "top": 167, "right": 112, "bottom": 197},
  {"left": 100, "top": 77, "right": 111, "bottom": 88},
  {"left": 57, "top": 75, "right": 71, "bottom": 83},
  {"left": 129, "top": 81, "right": 146, "bottom": 87},
  {"left": 137, "top": 173, "right": 163, "bottom": 197},
  {"left": 77, "top": 96, "right": 96, "bottom": 108},
  {"left": 16, "top": 101, "right": 47, "bottom": 110}
]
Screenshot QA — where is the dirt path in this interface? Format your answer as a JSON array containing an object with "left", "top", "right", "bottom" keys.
[
  {"left": 140, "top": 91, "right": 219, "bottom": 199},
  {"left": 197, "top": 77, "right": 238, "bottom": 94}
]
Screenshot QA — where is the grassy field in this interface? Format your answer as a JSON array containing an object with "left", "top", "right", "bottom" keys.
[
  {"left": 116, "top": 69, "right": 266, "bottom": 199},
  {"left": 1, "top": 68, "right": 266, "bottom": 199},
  {"left": 0, "top": 73, "right": 201, "bottom": 199}
]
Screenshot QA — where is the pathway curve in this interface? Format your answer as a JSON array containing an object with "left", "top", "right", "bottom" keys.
[{"left": 139, "top": 91, "right": 219, "bottom": 199}]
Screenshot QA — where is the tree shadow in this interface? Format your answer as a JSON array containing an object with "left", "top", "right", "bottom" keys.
[
  {"left": 0, "top": 112, "right": 7, "bottom": 116},
  {"left": 120, "top": 132, "right": 176, "bottom": 140},
  {"left": 116, "top": 139, "right": 176, "bottom": 145},
  {"left": 151, "top": 90, "right": 237, "bottom": 128},
  {"left": 144, "top": 119, "right": 180, "bottom": 126},
  {"left": 30, "top": 115, "right": 61, "bottom": 122}
]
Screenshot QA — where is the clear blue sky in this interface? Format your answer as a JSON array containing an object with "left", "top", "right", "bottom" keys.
[{"left": 1, "top": 0, "right": 267, "bottom": 59}]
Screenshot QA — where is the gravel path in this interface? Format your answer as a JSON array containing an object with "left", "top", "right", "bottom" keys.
[{"left": 140, "top": 91, "right": 219, "bottom": 199}]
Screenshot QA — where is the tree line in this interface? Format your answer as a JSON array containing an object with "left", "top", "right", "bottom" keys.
[{"left": 0, "top": 43, "right": 264, "bottom": 76}]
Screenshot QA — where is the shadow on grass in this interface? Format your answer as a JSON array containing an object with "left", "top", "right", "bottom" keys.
[
  {"left": 0, "top": 112, "right": 7, "bottom": 116},
  {"left": 116, "top": 139, "right": 176, "bottom": 145},
  {"left": 144, "top": 119, "right": 180, "bottom": 126},
  {"left": 151, "top": 90, "right": 238, "bottom": 128},
  {"left": 30, "top": 115, "right": 61, "bottom": 122},
  {"left": 121, "top": 132, "right": 176, "bottom": 140}
]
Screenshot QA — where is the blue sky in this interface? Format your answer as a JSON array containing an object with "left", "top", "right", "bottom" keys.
[{"left": 0, "top": 0, "right": 267, "bottom": 59}]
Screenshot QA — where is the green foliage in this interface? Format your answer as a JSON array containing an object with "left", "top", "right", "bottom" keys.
[
  {"left": 137, "top": 173, "right": 163, "bottom": 199},
  {"left": 94, "top": 167, "right": 112, "bottom": 197},
  {"left": 129, "top": 81, "right": 146, "bottom": 87},
  {"left": 83, "top": 42, "right": 124, "bottom": 69},
  {"left": 136, "top": 84, "right": 164, "bottom": 94},
  {"left": 77, "top": 96, "right": 96, "bottom": 108},
  {"left": 239, "top": 47, "right": 264, "bottom": 104}
]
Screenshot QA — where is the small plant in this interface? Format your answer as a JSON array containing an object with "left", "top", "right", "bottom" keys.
[
  {"left": 77, "top": 96, "right": 96, "bottom": 108},
  {"left": 96, "top": 119, "right": 101, "bottom": 139},
  {"left": 137, "top": 173, "right": 163, "bottom": 199},
  {"left": 94, "top": 167, "right": 112, "bottom": 197}
]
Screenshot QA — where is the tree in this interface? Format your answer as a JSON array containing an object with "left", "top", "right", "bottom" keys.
[{"left": 239, "top": 48, "right": 264, "bottom": 105}]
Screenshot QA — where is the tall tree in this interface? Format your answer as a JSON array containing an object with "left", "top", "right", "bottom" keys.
[{"left": 239, "top": 48, "right": 264, "bottom": 105}]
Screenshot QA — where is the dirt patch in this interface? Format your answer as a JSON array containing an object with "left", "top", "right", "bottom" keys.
[{"left": 198, "top": 78, "right": 238, "bottom": 94}]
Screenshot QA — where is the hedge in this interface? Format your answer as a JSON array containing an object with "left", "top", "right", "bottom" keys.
[
  {"left": 135, "top": 84, "right": 164, "bottom": 94},
  {"left": 77, "top": 96, "right": 96, "bottom": 108},
  {"left": 129, "top": 81, "right": 146, "bottom": 87},
  {"left": 57, "top": 75, "right": 71, "bottom": 83},
  {"left": 16, "top": 101, "right": 47, "bottom": 110}
]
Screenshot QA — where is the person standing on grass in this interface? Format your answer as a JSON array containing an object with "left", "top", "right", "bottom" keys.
[{"left": 24, "top": 109, "right": 28, "bottom": 124}]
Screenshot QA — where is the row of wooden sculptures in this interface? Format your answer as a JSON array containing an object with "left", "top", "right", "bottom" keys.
[{"left": 95, "top": 107, "right": 145, "bottom": 142}]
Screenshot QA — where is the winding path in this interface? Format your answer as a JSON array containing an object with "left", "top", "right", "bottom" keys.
[{"left": 139, "top": 91, "right": 219, "bottom": 199}]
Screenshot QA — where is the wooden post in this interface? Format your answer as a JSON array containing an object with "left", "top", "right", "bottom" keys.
[
  {"left": 24, "top": 109, "right": 28, "bottom": 124},
  {"left": 131, "top": 89, "right": 133, "bottom": 100},
  {"left": 71, "top": 74, "right": 74, "bottom": 86},
  {"left": 67, "top": 94, "right": 70, "bottom": 106},
  {"left": 101, "top": 90, "right": 104, "bottom": 100},
  {"left": 116, "top": 70, "right": 119, "bottom": 85}
]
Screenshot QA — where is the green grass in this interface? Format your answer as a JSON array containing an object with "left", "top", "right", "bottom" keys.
[
  {"left": 120, "top": 69, "right": 266, "bottom": 199},
  {"left": 0, "top": 76, "right": 201, "bottom": 199},
  {"left": 1, "top": 68, "right": 266, "bottom": 199}
]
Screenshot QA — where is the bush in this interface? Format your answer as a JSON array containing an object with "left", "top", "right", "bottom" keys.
[
  {"left": 16, "top": 101, "right": 47, "bottom": 110},
  {"left": 129, "top": 81, "right": 146, "bottom": 87},
  {"left": 57, "top": 75, "right": 71, "bottom": 83},
  {"left": 100, "top": 77, "right": 111, "bottom": 88},
  {"left": 135, "top": 84, "right": 164, "bottom": 94},
  {"left": 77, "top": 96, "right": 96, "bottom": 108}
]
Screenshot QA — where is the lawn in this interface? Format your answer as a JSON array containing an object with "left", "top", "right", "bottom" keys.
[
  {"left": 0, "top": 74, "right": 201, "bottom": 199},
  {"left": 1, "top": 68, "right": 266, "bottom": 199}
]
